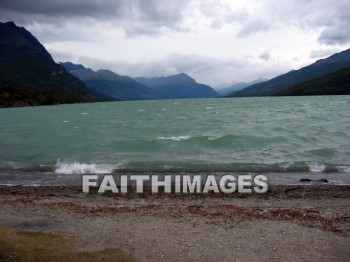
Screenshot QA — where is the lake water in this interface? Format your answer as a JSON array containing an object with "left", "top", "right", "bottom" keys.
[{"left": 0, "top": 96, "right": 349, "bottom": 185}]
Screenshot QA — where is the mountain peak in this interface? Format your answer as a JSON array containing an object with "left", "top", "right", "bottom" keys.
[
  {"left": 135, "top": 73, "right": 218, "bottom": 99},
  {"left": 168, "top": 73, "right": 195, "bottom": 83},
  {"left": 5, "top": 21, "right": 16, "bottom": 27}
]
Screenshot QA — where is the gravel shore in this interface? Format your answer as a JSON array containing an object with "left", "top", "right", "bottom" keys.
[{"left": 0, "top": 185, "right": 349, "bottom": 261}]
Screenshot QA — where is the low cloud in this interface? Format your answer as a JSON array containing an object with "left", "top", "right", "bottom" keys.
[
  {"left": 52, "top": 50, "right": 291, "bottom": 86},
  {"left": 238, "top": 18, "right": 272, "bottom": 37},
  {"left": 309, "top": 49, "right": 341, "bottom": 59}
]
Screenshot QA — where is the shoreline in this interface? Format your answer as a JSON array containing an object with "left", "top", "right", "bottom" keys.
[
  {"left": 1, "top": 184, "right": 350, "bottom": 197},
  {"left": 1, "top": 171, "right": 349, "bottom": 187},
  {"left": 0, "top": 184, "right": 349, "bottom": 261}
]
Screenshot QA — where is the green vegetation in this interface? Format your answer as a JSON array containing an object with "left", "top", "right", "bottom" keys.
[
  {"left": 274, "top": 67, "right": 350, "bottom": 96},
  {"left": 0, "top": 85, "right": 93, "bottom": 107},
  {"left": 0, "top": 227, "right": 134, "bottom": 262}
]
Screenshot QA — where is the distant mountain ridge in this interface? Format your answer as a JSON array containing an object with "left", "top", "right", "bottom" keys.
[
  {"left": 61, "top": 62, "right": 164, "bottom": 101},
  {"left": 0, "top": 22, "right": 93, "bottom": 107},
  {"left": 228, "top": 49, "right": 350, "bottom": 97},
  {"left": 135, "top": 74, "right": 218, "bottom": 99},
  {"left": 63, "top": 62, "right": 219, "bottom": 101},
  {"left": 217, "top": 78, "right": 267, "bottom": 96},
  {"left": 1, "top": 21, "right": 349, "bottom": 107}
]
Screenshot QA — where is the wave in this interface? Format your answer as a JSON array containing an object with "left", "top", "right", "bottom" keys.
[
  {"left": 109, "top": 161, "right": 349, "bottom": 173},
  {"left": 307, "top": 162, "right": 326, "bottom": 172},
  {"left": 157, "top": 135, "right": 191, "bottom": 141},
  {"left": 0, "top": 160, "right": 349, "bottom": 174},
  {"left": 54, "top": 160, "right": 114, "bottom": 174}
]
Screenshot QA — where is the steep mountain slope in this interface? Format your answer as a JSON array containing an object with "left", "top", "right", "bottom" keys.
[
  {"left": 273, "top": 66, "right": 350, "bottom": 96},
  {"left": 0, "top": 22, "right": 94, "bottom": 107},
  {"left": 228, "top": 49, "right": 350, "bottom": 97},
  {"left": 61, "top": 62, "right": 163, "bottom": 101},
  {"left": 135, "top": 73, "right": 218, "bottom": 99}
]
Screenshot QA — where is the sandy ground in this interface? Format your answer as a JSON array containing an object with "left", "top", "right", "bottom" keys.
[{"left": 0, "top": 185, "right": 349, "bottom": 261}]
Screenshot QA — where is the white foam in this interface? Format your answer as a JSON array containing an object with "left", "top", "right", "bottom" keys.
[
  {"left": 337, "top": 166, "right": 350, "bottom": 172},
  {"left": 114, "top": 162, "right": 127, "bottom": 170},
  {"left": 308, "top": 162, "right": 326, "bottom": 172},
  {"left": 63, "top": 120, "right": 69, "bottom": 123},
  {"left": 54, "top": 160, "right": 113, "bottom": 174},
  {"left": 82, "top": 112, "right": 89, "bottom": 115},
  {"left": 281, "top": 162, "right": 294, "bottom": 171},
  {"left": 157, "top": 135, "right": 191, "bottom": 141}
]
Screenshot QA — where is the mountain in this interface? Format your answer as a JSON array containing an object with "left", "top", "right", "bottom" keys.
[
  {"left": 0, "top": 22, "right": 94, "bottom": 107},
  {"left": 61, "top": 62, "right": 164, "bottom": 101},
  {"left": 273, "top": 66, "right": 350, "bottom": 96},
  {"left": 135, "top": 73, "right": 219, "bottom": 99},
  {"left": 217, "top": 78, "right": 267, "bottom": 96},
  {"left": 228, "top": 49, "right": 350, "bottom": 97}
]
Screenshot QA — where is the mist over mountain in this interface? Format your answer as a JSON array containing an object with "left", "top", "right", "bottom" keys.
[
  {"left": 217, "top": 78, "right": 267, "bottom": 96},
  {"left": 228, "top": 49, "right": 350, "bottom": 97},
  {"left": 0, "top": 22, "right": 93, "bottom": 107}
]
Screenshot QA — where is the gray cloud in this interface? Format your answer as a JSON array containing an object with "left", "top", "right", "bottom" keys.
[
  {"left": 238, "top": 18, "right": 272, "bottom": 37},
  {"left": 2, "top": 0, "right": 350, "bottom": 45},
  {"left": 235, "top": 0, "right": 350, "bottom": 45},
  {"left": 259, "top": 52, "right": 271, "bottom": 61},
  {"left": 318, "top": 21, "right": 350, "bottom": 45},
  {"left": 0, "top": 0, "right": 191, "bottom": 37},
  {"left": 0, "top": 0, "right": 123, "bottom": 17}
]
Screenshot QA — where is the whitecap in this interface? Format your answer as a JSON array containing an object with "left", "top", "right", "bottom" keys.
[
  {"left": 307, "top": 162, "right": 326, "bottom": 172},
  {"left": 281, "top": 162, "right": 294, "bottom": 171},
  {"left": 54, "top": 160, "right": 113, "bottom": 174},
  {"left": 157, "top": 135, "right": 191, "bottom": 141},
  {"left": 82, "top": 112, "right": 89, "bottom": 115},
  {"left": 63, "top": 120, "right": 69, "bottom": 123},
  {"left": 114, "top": 162, "right": 127, "bottom": 170},
  {"left": 337, "top": 166, "right": 350, "bottom": 172}
]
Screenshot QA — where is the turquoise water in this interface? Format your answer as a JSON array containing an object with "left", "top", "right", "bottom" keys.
[{"left": 0, "top": 96, "right": 349, "bottom": 175}]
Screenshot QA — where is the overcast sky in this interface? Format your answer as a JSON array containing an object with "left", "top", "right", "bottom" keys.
[{"left": 1, "top": 0, "right": 350, "bottom": 87}]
